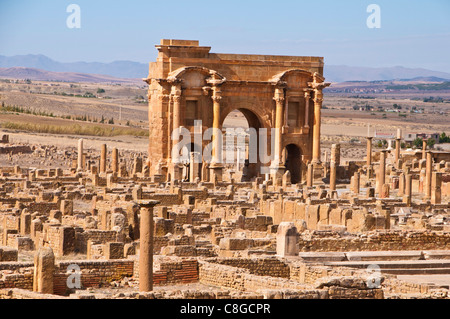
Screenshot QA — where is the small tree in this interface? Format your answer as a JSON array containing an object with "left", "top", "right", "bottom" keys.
[
  {"left": 97, "top": 88, "right": 105, "bottom": 94},
  {"left": 412, "top": 137, "right": 423, "bottom": 149},
  {"left": 439, "top": 132, "right": 450, "bottom": 143},
  {"left": 427, "top": 138, "right": 436, "bottom": 148}
]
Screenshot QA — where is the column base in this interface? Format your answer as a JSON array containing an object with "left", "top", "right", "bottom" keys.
[
  {"left": 312, "top": 163, "right": 324, "bottom": 179},
  {"left": 366, "top": 165, "right": 374, "bottom": 179},
  {"left": 209, "top": 165, "right": 223, "bottom": 183},
  {"left": 270, "top": 165, "right": 286, "bottom": 187},
  {"left": 171, "top": 163, "right": 183, "bottom": 182}
]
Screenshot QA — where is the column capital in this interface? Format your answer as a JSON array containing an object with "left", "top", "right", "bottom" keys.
[
  {"left": 211, "top": 86, "right": 222, "bottom": 102},
  {"left": 273, "top": 86, "right": 285, "bottom": 101},
  {"left": 171, "top": 94, "right": 181, "bottom": 103},
  {"left": 211, "top": 95, "right": 222, "bottom": 103},
  {"left": 273, "top": 88, "right": 285, "bottom": 104},
  {"left": 133, "top": 200, "right": 160, "bottom": 208},
  {"left": 313, "top": 90, "right": 324, "bottom": 104},
  {"left": 158, "top": 94, "right": 170, "bottom": 102},
  {"left": 273, "top": 96, "right": 285, "bottom": 103}
]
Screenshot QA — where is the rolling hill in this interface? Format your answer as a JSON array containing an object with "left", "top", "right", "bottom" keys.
[
  {"left": 0, "top": 67, "right": 142, "bottom": 84},
  {"left": 1, "top": 54, "right": 450, "bottom": 83}
]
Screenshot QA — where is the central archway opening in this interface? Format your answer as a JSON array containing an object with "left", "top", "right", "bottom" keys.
[
  {"left": 284, "top": 144, "right": 302, "bottom": 184},
  {"left": 222, "top": 109, "right": 264, "bottom": 181}
]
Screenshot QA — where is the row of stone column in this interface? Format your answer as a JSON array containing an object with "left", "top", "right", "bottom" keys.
[
  {"left": 323, "top": 138, "right": 443, "bottom": 205},
  {"left": 77, "top": 139, "right": 143, "bottom": 176},
  {"left": 77, "top": 139, "right": 116, "bottom": 173}
]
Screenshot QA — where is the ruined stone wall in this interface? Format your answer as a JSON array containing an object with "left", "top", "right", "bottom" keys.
[
  {"left": 288, "top": 261, "right": 428, "bottom": 295},
  {"left": 0, "top": 260, "right": 134, "bottom": 296},
  {"left": 75, "top": 230, "right": 117, "bottom": 254},
  {"left": 0, "top": 145, "right": 32, "bottom": 155},
  {"left": 46, "top": 226, "right": 76, "bottom": 257},
  {"left": 0, "top": 272, "right": 33, "bottom": 290},
  {"left": 53, "top": 260, "right": 134, "bottom": 296},
  {"left": 132, "top": 257, "right": 198, "bottom": 286},
  {"left": 0, "top": 263, "right": 34, "bottom": 290},
  {"left": 2, "top": 215, "right": 19, "bottom": 230},
  {"left": 199, "top": 259, "right": 298, "bottom": 291},
  {"left": 198, "top": 260, "right": 383, "bottom": 299},
  {"left": 298, "top": 230, "right": 450, "bottom": 252},
  {"left": 0, "top": 288, "right": 67, "bottom": 299},
  {"left": 147, "top": 194, "right": 181, "bottom": 205},
  {"left": 183, "top": 189, "right": 209, "bottom": 200},
  {"left": 1, "top": 239, "right": 20, "bottom": 260},
  {"left": 207, "top": 257, "right": 290, "bottom": 278},
  {"left": 25, "top": 202, "right": 59, "bottom": 214},
  {"left": 154, "top": 236, "right": 170, "bottom": 253}
]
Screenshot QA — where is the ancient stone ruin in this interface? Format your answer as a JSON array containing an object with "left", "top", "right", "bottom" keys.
[{"left": 0, "top": 40, "right": 450, "bottom": 300}]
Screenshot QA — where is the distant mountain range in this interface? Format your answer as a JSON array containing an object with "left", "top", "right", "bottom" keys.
[
  {"left": 325, "top": 65, "right": 450, "bottom": 83},
  {"left": 0, "top": 54, "right": 148, "bottom": 79},
  {"left": 1, "top": 54, "right": 450, "bottom": 83},
  {"left": 0, "top": 67, "right": 142, "bottom": 84}
]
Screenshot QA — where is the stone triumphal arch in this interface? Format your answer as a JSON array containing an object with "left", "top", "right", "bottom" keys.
[{"left": 144, "top": 39, "right": 330, "bottom": 184}]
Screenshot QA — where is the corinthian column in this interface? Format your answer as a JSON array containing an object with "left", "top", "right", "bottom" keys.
[
  {"left": 273, "top": 87, "right": 285, "bottom": 166},
  {"left": 309, "top": 75, "right": 330, "bottom": 165},
  {"left": 270, "top": 87, "right": 286, "bottom": 186},
  {"left": 312, "top": 89, "right": 323, "bottom": 164},
  {"left": 170, "top": 84, "right": 182, "bottom": 181},
  {"left": 209, "top": 86, "right": 223, "bottom": 182}
]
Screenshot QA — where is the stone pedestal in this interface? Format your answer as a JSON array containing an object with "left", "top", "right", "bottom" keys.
[
  {"left": 276, "top": 222, "right": 299, "bottom": 257},
  {"left": 209, "top": 165, "right": 223, "bottom": 183},
  {"left": 270, "top": 164, "right": 286, "bottom": 187},
  {"left": 431, "top": 172, "right": 442, "bottom": 204},
  {"left": 33, "top": 247, "right": 55, "bottom": 294}
]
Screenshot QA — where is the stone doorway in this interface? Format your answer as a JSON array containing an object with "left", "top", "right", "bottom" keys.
[{"left": 284, "top": 144, "right": 302, "bottom": 184}]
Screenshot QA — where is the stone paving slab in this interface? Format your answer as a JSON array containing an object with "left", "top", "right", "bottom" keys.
[
  {"left": 299, "top": 252, "right": 347, "bottom": 262},
  {"left": 324, "top": 259, "right": 450, "bottom": 270},
  {"left": 345, "top": 250, "right": 423, "bottom": 261},
  {"left": 423, "top": 250, "right": 450, "bottom": 260}
]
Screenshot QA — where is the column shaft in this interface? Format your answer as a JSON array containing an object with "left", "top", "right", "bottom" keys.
[
  {"left": 211, "top": 87, "right": 222, "bottom": 166},
  {"left": 273, "top": 87, "right": 285, "bottom": 165},
  {"left": 139, "top": 203, "right": 156, "bottom": 292},
  {"left": 377, "top": 150, "right": 387, "bottom": 195},
  {"left": 312, "top": 90, "right": 323, "bottom": 163},
  {"left": 304, "top": 91, "right": 310, "bottom": 128},
  {"left": 100, "top": 144, "right": 107, "bottom": 173},
  {"left": 425, "top": 151, "right": 433, "bottom": 199},
  {"left": 330, "top": 161, "right": 336, "bottom": 191},
  {"left": 112, "top": 148, "right": 119, "bottom": 173},
  {"left": 77, "top": 139, "right": 84, "bottom": 171},
  {"left": 366, "top": 137, "right": 373, "bottom": 166}
]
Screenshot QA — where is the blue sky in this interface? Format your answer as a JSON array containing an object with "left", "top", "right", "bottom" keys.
[{"left": 0, "top": 0, "right": 449, "bottom": 71}]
